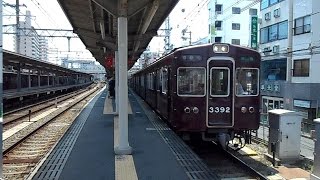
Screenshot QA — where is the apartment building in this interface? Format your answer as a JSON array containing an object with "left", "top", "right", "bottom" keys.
[
  {"left": 14, "top": 10, "right": 48, "bottom": 60},
  {"left": 208, "top": 0, "right": 260, "bottom": 47},
  {"left": 259, "top": 0, "right": 320, "bottom": 132}
]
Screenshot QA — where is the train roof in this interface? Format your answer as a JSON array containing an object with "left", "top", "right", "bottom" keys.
[{"left": 131, "top": 43, "right": 260, "bottom": 75}]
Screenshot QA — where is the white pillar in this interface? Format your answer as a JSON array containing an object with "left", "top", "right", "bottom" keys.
[
  {"left": 114, "top": 17, "right": 132, "bottom": 155},
  {"left": 0, "top": 0, "right": 4, "bottom": 177},
  {"left": 115, "top": 51, "right": 119, "bottom": 114}
]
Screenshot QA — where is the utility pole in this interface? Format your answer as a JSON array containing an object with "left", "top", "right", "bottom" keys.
[
  {"left": 16, "top": 0, "right": 20, "bottom": 53},
  {"left": 1, "top": 0, "right": 4, "bottom": 178},
  {"left": 287, "top": 0, "right": 293, "bottom": 82},
  {"left": 67, "top": 36, "right": 71, "bottom": 52},
  {"left": 181, "top": 28, "right": 192, "bottom": 45},
  {"left": 164, "top": 17, "right": 172, "bottom": 52},
  {"left": 4, "top": 0, "right": 27, "bottom": 53}
]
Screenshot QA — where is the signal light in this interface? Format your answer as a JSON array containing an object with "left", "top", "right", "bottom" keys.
[{"left": 105, "top": 55, "right": 113, "bottom": 68}]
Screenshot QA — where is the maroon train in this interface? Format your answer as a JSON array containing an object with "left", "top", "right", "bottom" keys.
[{"left": 130, "top": 43, "right": 260, "bottom": 148}]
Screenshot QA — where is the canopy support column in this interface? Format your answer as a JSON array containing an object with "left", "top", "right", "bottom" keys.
[{"left": 114, "top": 16, "right": 132, "bottom": 155}]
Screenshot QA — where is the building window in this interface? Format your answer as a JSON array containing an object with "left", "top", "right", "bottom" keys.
[
  {"left": 261, "top": 0, "right": 269, "bottom": 10},
  {"left": 232, "top": 23, "right": 240, "bottom": 30},
  {"left": 231, "top": 39, "right": 240, "bottom": 45},
  {"left": 232, "top": 7, "right": 241, "bottom": 14},
  {"left": 261, "top": 58, "right": 287, "bottom": 81},
  {"left": 294, "top": 15, "right": 311, "bottom": 35},
  {"left": 293, "top": 59, "right": 309, "bottom": 77},
  {"left": 215, "top": 37, "right": 222, "bottom": 43},
  {"left": 278, "top": 21, "right": 288, "bottom": 39},
  {"left": 215, "top": 4, "right": 222, "bottom": 14},
  {"left": 249, "top": 8, "right": 257, "bottom": 15},
  {"left": 270, "top": 0, "right": 278, "bottom": 5},
  {"left": 268, "top": 24, "right": 278, "bottom": 41},
  {"left": 260, "top": 21, "right": 288, "bottom": 43},
  {"left": 261, "top": 0, "right": 284, "bottom": 10},
  {"left": 260, "top": 28, "right": 268, "bottom": 43},
  {"left": 215, "top": 21, "right": 222, "bottom": 30}
]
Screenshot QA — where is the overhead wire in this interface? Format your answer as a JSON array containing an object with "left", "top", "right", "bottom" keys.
[{"left": 172, "top": 0, "right": 208, "bottom": 30}]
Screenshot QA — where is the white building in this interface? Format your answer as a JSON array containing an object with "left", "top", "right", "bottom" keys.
[
  {"left": 39, "top": 37, "right": 49, "bottom": 61},
  {"left": 14, "top": 10, "right": 48, "bottom": 60},
  {"left": 208, "top": 0, "right": 260, "bottom": 47},
  {"left": 259, "top": 0, "right": 320, "bottom": 133}
]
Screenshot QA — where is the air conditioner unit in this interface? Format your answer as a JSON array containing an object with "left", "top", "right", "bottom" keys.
[
  {"left": 273, "top": 45, "right": 280, "bottom": 54},
  {"left": 265, "top": 12, "right": 271, "bottom": 20},
  {"left": 263, "top": 47, "right": 272, "bottom": 55},
  {"left": 274, "top": 9, "right": 280, "bottom": 18}
]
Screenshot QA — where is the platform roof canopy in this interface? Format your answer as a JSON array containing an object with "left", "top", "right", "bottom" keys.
[{"left": 57, "top": 0, "right": 179, "bottom": 74}]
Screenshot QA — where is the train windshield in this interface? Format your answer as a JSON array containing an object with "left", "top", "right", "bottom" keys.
[
  {"left": 210, "top": 68, "right": 230, "bottom": 96},
  {"left": 177, "top": 67, "right": 205, "bottom": 96},
  {"left": 236, "top": 68, "right": 259, "bottom": 96}
]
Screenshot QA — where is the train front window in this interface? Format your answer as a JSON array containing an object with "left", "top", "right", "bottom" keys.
[
  {"left": 236, "top": 68, "right": 259, "bottom": 96},
  {"left": 210, "top": 68, "right": 230, "bottom": 96},
  {"left": 177, "top": 67, "right": 205, "bottom": 96}
]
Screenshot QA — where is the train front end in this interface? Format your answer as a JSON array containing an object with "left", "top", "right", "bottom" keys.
[{"left": 173, "top": 43, "right": 260, "bottom": 148}]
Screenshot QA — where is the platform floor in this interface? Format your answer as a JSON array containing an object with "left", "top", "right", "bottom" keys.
[{"left": 29, "top": 87, "right": 218, "bottom": 180}]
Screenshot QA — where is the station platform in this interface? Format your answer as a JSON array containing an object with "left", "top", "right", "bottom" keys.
[{"left": 28, "top": 86, "right": 219, "bottom": 180}]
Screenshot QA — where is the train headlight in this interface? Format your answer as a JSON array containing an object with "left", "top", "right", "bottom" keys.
[
  {"left": 241, "top": 107, "right": 247, "bottom": 113},
  {"left": 213, "top": 44, "right": 229, "bottom": 53},
  {"left": 184, "top": 107, "right": 191, "bottom": 113},
  {"left": 193, "top": 107, "right": 199, "bottom": 114},
  {"left": 249, "top": 107, "right": 255, "bottom": 113}
]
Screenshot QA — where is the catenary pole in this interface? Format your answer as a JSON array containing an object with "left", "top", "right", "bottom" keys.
[{"left": 1, "top": 0, "right": 4, "bottom": 178}]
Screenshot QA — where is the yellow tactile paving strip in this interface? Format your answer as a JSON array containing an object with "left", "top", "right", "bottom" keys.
[
  {"left": 128, "top": 101, "right": 133, "bottom": 114},
  {"left": 238, "top": 146, "right": 258, "bottom": 156},
  {"left": 104, "top": 97, "right": 114, "bottom": 114},
  {"left": 104, "top": 96, "right": 133, "bottom": 114},
  {"left": 115, "top": 155, "right": 138, "bottom": 180},
  {"left": 114, "top": 116, "right": 138, "bottom": 180}
]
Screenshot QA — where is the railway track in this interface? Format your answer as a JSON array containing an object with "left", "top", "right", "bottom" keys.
[
  {"left": 251, "top": 135, "right": 268, "bottom": 146},
  {"left": 2, "top": 83, "right": 104, "bottom": 180},
  {"left": 3, "top": 86, "right": 93, "bottom": 127},
  {"left": 188, "top": 141, "right": 269, "bottom": 180}
]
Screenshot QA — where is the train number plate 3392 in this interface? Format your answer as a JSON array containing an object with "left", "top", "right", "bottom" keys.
[{"left": 208, "top": 106, "right": 230, "bottom": 113}]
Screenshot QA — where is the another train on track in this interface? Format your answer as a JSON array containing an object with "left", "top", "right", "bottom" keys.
[{"left": 130, "top": 43, "right": 260, "bottom": 148}]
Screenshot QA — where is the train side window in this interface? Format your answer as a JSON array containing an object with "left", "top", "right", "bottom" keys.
[
  {"left": 147, "top": 73, "right": 153, "bottom": 90},
  {"left": 236, "top": 68, "right": 259, "bottom": 96},
  {"left": 147, "top": 73, "right": 150, "bottom": 89},
  {"left": 210, "top": 68, "right": 230, "bottom": 96},
  {"left": 177, "top": 67, "right": 206, "bottom": 97},
  {"left": 156, "top": 69, "right": 162, "bottom": 91},
  {"left": 162, "top": 68, "right": 168, "bottom": 94},
  {"left": 141, "top": 75, "right": 144, "bottom": 87},
  {"left": 152, "top": 72, "right": 156, "bottom": 90}
]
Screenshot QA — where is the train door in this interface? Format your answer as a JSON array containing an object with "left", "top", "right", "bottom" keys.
[{"left": 206, "top": 57, "right": 234, "bottom": 127}]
